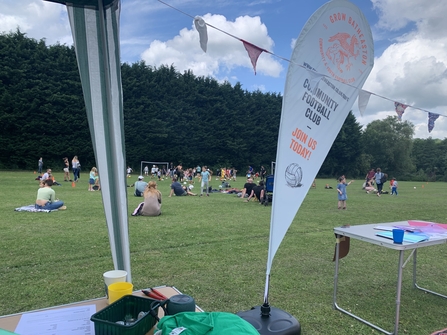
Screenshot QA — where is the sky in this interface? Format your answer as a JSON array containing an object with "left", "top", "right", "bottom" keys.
[{"left": 1, "top": 0, "right": 447, "bottom": 139}]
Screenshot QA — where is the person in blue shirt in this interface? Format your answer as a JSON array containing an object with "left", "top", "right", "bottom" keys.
[
  {"left": 337, "top": 176, "right": 354, "bottom": 210},
  {"left": 200, "top": 166, "right": 211, "bottom": 197}
]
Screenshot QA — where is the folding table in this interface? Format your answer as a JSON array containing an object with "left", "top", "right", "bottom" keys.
[{"left": 333, "top": 221, "right": 447, "bottom": 335}]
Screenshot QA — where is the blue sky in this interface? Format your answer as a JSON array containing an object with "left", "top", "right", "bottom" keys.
[{"left": 1, "top": 0, "right": 447, "bottom": 139}]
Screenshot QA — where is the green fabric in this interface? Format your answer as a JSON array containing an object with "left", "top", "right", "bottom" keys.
[
  {"left": 0, "top": 329, "right": 19, "bottom": 335},
  {"left": 156, "top": 312, "right": 259, "bottom": 335}
]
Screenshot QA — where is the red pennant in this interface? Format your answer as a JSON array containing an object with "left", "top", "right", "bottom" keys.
[{"left": 241, "top": 39, "right": 266, "bottom": 75}]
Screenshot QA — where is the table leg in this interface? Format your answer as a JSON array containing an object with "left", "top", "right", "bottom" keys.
[
  {"left": 412, "top": 249, "right": 447, "bottom": 298},
  {"left": 333, "top": 235, "right": 340, "bottom": 309},
  {"left": 394, "top": 250, "right": 405, "bottom": 335},
  {"left": 333, "top": 235, "right": 393, "bottom": 335}
]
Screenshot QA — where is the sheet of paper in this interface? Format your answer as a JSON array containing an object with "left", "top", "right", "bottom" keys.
[
  {"left": 376, "top": 231, "right": 429, "bottom": 243},
  {"left": 15, "top": 304, "right": 96, "bottom": 335}
]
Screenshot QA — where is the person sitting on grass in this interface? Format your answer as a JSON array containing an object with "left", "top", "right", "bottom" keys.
[
  {"left": 245, "top": 180, "right": 265, "bottom": 203},
  {"left": 35, "top": 179, "right": 66, "bottom": 210},
  {"left": 141, "top": 181, "right": 162, "bottom": 216},
  {"left": 130, "top": 175, "right": 147, "bottom": 197},
  {"left": 239, "top": 178, "right": 256, "bottom": 200},
  {"left": 41, "top": 168, "right": 52, "bottom": 181},
  {"left": 169, "top": 178, "right": 196, "bottom": 197},
  {"left": 364, "top": 179, "right": 377, "bottom": 194}
]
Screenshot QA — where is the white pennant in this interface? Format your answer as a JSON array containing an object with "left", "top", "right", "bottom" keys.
[
  {"left": 358, "top": 90, "right": 371, "bottom": 116},
  {"left": 194, "top": 16, "right": 208, "bottom": 52}
]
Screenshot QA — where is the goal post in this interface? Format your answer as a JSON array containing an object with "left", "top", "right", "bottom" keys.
[{"left": 140, "top": 161, "right": 170, "bottom": 176}]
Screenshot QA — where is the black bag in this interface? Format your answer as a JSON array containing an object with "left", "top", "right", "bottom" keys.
[{"left": 380, "top": 173, "right": 387, "bottom": 184}]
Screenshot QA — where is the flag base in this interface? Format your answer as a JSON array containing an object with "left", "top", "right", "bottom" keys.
[{"left": 236, "top": 304, "right": 301, "bottom": 335}]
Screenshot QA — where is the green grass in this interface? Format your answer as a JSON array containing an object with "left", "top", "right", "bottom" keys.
[{"left": 1, "top": 171, "right": 447, "bottom": 334}]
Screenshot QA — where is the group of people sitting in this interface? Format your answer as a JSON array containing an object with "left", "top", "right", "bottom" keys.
[
  {"left": 131, "top": 179, "right": 163, "bottom": 216},
  {"left": 239, "top": 178, "right": 267, "bottom": 204},
  {"left": 131, "top": 176, "right": 195, "bottom": 217}
]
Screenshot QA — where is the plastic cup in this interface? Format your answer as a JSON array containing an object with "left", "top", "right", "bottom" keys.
[
  {"left": 392, "top": 229, "right": 405, "bottom": 244},
  {"left": 108, "top": 282, "right": 133, "bottom": 304},
  {"left": 103, "top": 270, "right": 127, "bottom": 297}
]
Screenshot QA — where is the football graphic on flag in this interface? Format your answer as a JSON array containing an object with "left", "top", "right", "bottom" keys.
[{"left": 285, "top": 163, "right": 303, "bottom": 188}]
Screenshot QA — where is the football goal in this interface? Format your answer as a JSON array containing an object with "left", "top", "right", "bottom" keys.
[{"left": 140, "top": 161, "right": 170, "bottom": 176}]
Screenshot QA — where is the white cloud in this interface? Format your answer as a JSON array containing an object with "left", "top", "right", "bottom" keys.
[
  {"left": 141, "top": 13, "right": 283, "bottom": 78},
  {"left": 357, "top": 0, "right": 447, "bottom": 139},
  {"left": 0, "top": 1, "right": 72, "bottom": 45}
]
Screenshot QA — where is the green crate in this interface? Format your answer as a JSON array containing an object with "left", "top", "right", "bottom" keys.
[{"left": 91, "top": 295, "right": 158, "bottom": 335}]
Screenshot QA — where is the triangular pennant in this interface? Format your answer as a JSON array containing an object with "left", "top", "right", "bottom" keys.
[
  {"left": 394, "top": 102, "right": 408, "bottom": 121},
  {"left": 194, "top": 16, "right": 208, "bottom": 52},
  {"left": 241, "top": 39, "right": 265, "bottom": 75},
  {"left": 428, "top": 112, "right": 440, "bottom": 133},
  {"left": 358, "top": 90, "right": 371, "bottom": 116}
]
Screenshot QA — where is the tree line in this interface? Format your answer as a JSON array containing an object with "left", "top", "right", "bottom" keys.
[{"left": 0, "top": 30, "right": 446, "bottom": 181}]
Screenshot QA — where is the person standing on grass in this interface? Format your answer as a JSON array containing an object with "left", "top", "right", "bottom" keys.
[
  {"left": 35, "top": 179, "right": 66, "bottom": 210},
  {"left": 374, "top": 168, "right": 386, "bottom": 196},
  {"left": 337, "top": 176, "right": 354, "bottom": 210},
  {"left": 63, "top": 157, "right": 70, "bottom": 181},
  {"left": 88, "top": 167, "right": 98, "bottom": 191},
  {"left": 391, "top": 178, "right": 398, "bottom": 196},
  {"left": 126, "top": 166, "right": 133, "bottom": 178},
  {"left": 38, "top": 157, "right": 43, "bottom": 174},
  {"left": 72, "top": 156, "right": 80, "bottom": 182},
  {"left": 200, "top": 166, "right": 211, "bottom": 197}
]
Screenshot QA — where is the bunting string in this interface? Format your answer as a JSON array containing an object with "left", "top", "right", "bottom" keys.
[{"left": 157, "top": 0, "right": 446, "bottom": 132}]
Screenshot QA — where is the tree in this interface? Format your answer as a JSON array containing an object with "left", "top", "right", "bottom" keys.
[
  {"left": 362, "top": 116, "right": 415, "bottom": 178},
  {"left": 319, "top": 111, "right": 364, "bottom": 178}
]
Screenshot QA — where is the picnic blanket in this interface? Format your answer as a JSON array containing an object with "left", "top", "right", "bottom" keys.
[{"left": 14, "top": 205, "right": 55, "bottom": 213}]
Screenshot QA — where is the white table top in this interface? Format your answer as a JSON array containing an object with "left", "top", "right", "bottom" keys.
[{"left": 334, "top": 221, "right": 447, "bottom": 250}]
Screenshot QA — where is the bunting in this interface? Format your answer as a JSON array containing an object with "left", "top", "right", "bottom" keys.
[
  {"left": 159, "top": 0, "right": 447, "bottom": 134},
  {"left": 241, "top": 39, "right": 266, "bottom": 75},
  {"left": 428, "top": 112, "right": 440, "bottom": 133},
  {"left": 194, "top": 16, "right": 208, "bottom": 52},
  {"left": 358, "top": 90, "right": 371, "bottom": 116},
  {"left": 394, "top": 102, "right": 408, "bottom": 121}
]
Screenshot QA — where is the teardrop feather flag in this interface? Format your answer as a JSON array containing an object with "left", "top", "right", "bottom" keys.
[{"left": 265, "top": 0, "right": 374, "bottom": 303}]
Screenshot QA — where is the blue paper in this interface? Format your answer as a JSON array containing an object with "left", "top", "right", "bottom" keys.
[{"left": 376, "top": 231, "right": 429, "bottom": 243}]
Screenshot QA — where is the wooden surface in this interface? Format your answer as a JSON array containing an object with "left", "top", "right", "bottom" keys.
[{"left": 0, "top": 286, "right": 198, "bottom": 334}]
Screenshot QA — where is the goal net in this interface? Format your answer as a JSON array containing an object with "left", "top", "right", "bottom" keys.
[{"left": 140, "top": 161, "right": 170, "bottom": 176}]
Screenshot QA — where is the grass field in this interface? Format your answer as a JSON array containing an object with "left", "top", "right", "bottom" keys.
[{"left": 1, "top": 171, "right": 446, "bottom": 334}]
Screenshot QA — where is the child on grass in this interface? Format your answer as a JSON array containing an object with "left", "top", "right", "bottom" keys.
[
  {"left": 391, "top": 177, "right": 398, "bottom": 195},
  {"left": 88, "top": 167, "right": 98, "bottom": 191},
  {"left": 337, "top": 176, "right": 354, "bottom": 210}
]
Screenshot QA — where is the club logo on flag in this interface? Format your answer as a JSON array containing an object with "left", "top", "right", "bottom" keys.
[
  {"left": 326, "top": 33, "right": 359, "bottom": 73},
  {"left": 319, "top": 13, "right": 371, "bottom": 84}
]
